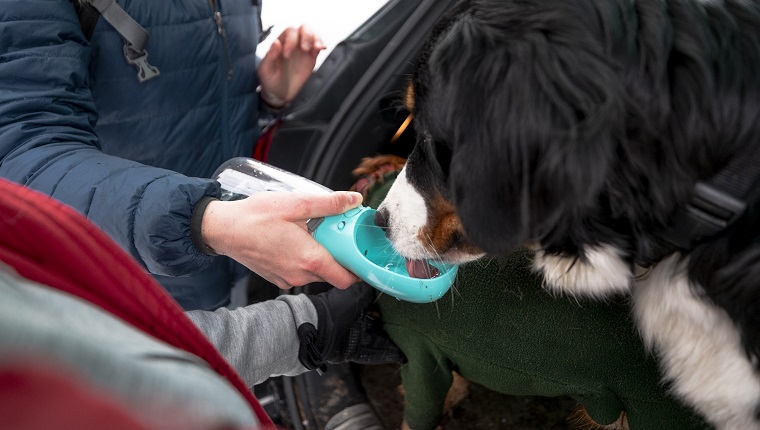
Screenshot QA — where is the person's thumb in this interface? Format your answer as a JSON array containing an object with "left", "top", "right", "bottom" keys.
[{"left": 306, "top": 191, "right": 363, "bottom": 218}]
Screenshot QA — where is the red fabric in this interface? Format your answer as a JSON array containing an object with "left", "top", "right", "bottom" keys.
[
  {"left": 0, "top": 362, "right": 152, "bottom": 430},
  {"left": 252, "top": 119, "right": 282, "bottom": 162},
  {"left": 0, "top": 179, "right": 274, "bottom": 429}
]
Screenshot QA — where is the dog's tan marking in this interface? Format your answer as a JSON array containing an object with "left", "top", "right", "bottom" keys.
[
  {"left": 443, "top": 372, "right": 470, "bottom": 412},
  {"left": 567, "top": 404, "right": 629, "bottom": 430},
  {"left": 404, "top": 82, "right": 415, "bottom": 112},
  {"left": 419, "top": 194, "right": 482, "bottom": 257}
]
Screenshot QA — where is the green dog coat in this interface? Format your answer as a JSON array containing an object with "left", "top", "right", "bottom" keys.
[{"left": 364, "top": 170, "right": 709, "bottom": 430}]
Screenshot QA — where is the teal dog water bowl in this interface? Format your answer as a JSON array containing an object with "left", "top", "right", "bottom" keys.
[{"left": 311, "top": 206, "right": 458, "bottom": 303}]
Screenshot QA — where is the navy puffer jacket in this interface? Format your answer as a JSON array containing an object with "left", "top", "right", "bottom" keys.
[{"left": 0, "top": 0, "right": 264, "bottom": 310}]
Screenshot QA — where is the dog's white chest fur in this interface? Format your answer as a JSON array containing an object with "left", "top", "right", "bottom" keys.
[
  {"left": 633, "top": 255, "right": 760, "bottom": 430},
  {"left": 532, "top": 245, "right": 633, "bottom": 298}
]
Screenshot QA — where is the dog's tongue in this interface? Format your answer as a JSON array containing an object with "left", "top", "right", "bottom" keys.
[{"left": 405, "top": 259, "right": 440, "bottom": 279}]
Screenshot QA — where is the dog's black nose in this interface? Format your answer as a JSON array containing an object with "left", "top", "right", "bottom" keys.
[{"left": 374, "top": 208, "right": 389, "bottom": 235}]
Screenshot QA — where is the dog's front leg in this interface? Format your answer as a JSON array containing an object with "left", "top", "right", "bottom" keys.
[
  {"left": 568, "top": 405, "right": 629, "bottom": 430},
  {"left": 631, "top": 254, "right": 760, "bottom": 430},
  {"left": 399, "top": 372, "right": 469, "bottom": 430}
]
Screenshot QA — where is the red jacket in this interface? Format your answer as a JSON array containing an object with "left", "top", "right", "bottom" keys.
[{"left": 0, "top": 178, "right": 274, "bottom": 429}]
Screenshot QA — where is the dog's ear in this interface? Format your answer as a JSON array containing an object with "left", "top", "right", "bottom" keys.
[{"left": 421, "top": 1, "right": 625, "bottom": 254}]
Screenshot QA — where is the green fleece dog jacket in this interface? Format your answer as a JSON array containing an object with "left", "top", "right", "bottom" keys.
[{"left": 364, "top": 171, "right": 709, "bottom": 430}]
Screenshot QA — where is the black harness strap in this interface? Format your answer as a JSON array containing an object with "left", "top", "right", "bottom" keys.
[
  {"left": 710, "top": 149, "right": 760, "bottom": 200},
  {"left": 659, "top": 149, "right": 760, "bottom": 250}
]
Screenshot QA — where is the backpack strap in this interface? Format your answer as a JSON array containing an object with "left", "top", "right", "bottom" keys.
[
  {"left": 72, "top": 0, "right": 160, "bottom": 83},
  {"left": 251, "top": 0, "right": 272, "bottom": 43},
  {"left": 73, "top": 1, "right": 100, "bottom": 39}
]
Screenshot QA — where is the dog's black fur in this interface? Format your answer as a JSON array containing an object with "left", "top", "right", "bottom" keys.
[{"left": 381, "top": 0, "right": 760, "bottom": 427}]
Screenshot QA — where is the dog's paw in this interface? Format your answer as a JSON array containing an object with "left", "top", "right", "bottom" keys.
[
  {"left": 567, "top": 404, "right": 629, "bottom": 430},
  {"left": 532, "top": 244, "right": 632, "bottom": 300},
  {"left": 443, "top": 371, "right": 470, "bottom": 413}
]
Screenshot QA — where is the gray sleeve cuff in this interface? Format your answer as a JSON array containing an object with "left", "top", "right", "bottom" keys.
[
  {"left": 185, "top": 294, "right": 317, "bottom": 387},
  {"left": 276, "top": 294, "right": 319, "bottom": 327}
]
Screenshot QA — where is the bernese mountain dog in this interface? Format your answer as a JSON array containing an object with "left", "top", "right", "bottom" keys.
[{"left": 375, "top": 0, "right": 760, "bottom": 428}]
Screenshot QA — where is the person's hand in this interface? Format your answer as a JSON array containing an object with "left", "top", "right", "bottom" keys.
[
  {"left": 298, "top": 282, "right": 407, "bottom": 371},
  {"left": 200, "top": 191, "right": 362, "bottom": 289},
  {"left": 257, "top": 25, "right": 326, "bottom": 108}
]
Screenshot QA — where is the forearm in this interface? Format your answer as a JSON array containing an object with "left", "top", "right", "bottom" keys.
[
  {"left": 0, "top": 0, "right": 220, "bottom": 277},
  {"left": 186, "top": 294, "right": 318, "bottom": 386},
  {"left": 1, "top": 141, "right": 220, "bottom": 276}
]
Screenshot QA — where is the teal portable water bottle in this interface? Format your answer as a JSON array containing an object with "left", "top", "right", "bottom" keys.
[{"left": 212, "top": 157, "right": 458, "bottom": 303}]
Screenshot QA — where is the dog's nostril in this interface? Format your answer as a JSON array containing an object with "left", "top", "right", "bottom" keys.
[{"left": 374, "top": 209, "right": 389, "bottom": 232}]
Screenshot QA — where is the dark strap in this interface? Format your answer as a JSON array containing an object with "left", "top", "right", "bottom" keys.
[
  {"left": 659, "top": 149, "right": 760, "bottom": 250},
  {"left": 91, "top": 0, "right": 149, "bottom": 53},
  {"left": 90, "top": 0, "right": 161, "bottom": 82},
  {"left": 251, "top": 0, "right": 273, "bottom": 43},
  {"left": 709, "top": 148, "right": 760, "bottom": 200},
  {"left": 74, "top": 1, "right": 100, "bottom": 39},
  {"left": 71, "top": 0, "right": 160, "bottom": 82},
  {"left": 75, "top": 0, "right": 262, "bottom": 41}
]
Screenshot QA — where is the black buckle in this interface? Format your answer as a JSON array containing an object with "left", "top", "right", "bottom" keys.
[{"left": 659, "top": 182, "right": 746, "bottom": 250}]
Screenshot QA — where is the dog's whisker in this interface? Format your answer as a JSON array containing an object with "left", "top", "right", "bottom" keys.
[
  {"left": 420, "top": 231, "right": 446, "bottom": 263},
  {"left": 447, "top": 282, "right": 456, "bottom": 311}
]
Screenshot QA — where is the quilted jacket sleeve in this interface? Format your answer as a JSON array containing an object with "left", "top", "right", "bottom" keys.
[{"left": 0, "top": 0, "right": 220, "bottom": 277}]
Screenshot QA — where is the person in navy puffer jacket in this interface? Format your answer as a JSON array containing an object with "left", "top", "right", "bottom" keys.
[{"left": 0, "top": 0, "right": 363, "bottom": 311}]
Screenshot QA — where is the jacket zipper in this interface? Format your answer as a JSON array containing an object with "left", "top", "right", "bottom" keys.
[
  {"left": 209, "top": 0, "right": 231, "bottom": 156},
  {"left": 209, "top": 0, "right": 233, "bottom": 80}
]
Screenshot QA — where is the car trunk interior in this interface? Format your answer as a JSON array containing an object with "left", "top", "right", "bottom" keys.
[{"left": 263, "top": 0, "right": 457, "bottom": 192}]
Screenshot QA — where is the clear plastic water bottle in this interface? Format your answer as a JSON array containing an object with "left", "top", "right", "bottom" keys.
[
  {"left": 210, "top": 157, "right": 458, "bottom": 303},
  {"left": 212, "top": 157, "right": 332, "bottom": 200}
]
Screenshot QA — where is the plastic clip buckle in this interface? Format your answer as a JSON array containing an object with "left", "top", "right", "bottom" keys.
[
  {"left": 123, "top": 44, "right": 161, "bottom": 83},
  {"left": 660, "top": 181, "right": 746, "bottom": 250}
]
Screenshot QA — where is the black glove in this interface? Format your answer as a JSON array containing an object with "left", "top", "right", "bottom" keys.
[{"left": 297, "top": 282, "right": 407, "bottom": 372}]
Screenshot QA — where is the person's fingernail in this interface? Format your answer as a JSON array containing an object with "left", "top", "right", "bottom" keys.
[{"left": 348, "top": 192, "right": 361, "bottom": 205}]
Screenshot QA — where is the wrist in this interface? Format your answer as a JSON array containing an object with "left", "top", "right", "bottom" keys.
[
  {"left": 190, "top": 196, "right": 220, "bottom": 256},
  {"left": 257, "top": 85, "right": 289, "bottom": 111}
]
